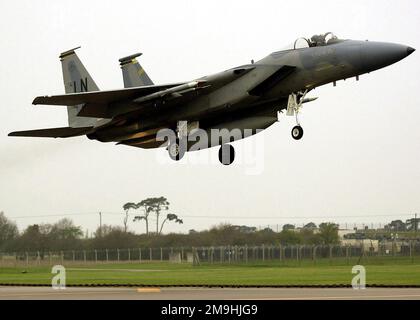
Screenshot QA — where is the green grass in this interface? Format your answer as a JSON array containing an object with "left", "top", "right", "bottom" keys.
[{"left": 1, "top": 256, "right": 419, "bottom": 286}]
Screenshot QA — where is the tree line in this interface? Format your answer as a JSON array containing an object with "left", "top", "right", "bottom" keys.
[{"left": 0, "top": 210, "right": 341, "bottom": 253}]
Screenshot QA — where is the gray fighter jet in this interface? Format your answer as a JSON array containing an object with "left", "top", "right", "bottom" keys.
[{"left": 9, "top": 33, "right": 415, "bottom": 165}]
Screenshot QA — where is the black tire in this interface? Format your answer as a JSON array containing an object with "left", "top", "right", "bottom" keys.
[
  {"left": 168, "top": 137, "right": 186, "bottom": 161},
  {"left": 218, "top": 144, "right": 235, "bottom": 165},
  {"left": 291, "top": 125, "right": 304, "bottom": 140}
]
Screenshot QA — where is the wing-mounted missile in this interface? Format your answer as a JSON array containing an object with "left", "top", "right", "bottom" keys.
[
  {"left": 133, "top": 80, "right": 210, "bottom": 104},
  {"left": 301, "top": 97, "right": 318, "bottom": 104}
]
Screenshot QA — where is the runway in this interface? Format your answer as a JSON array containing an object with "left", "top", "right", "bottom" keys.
[{"left": 1, "top": 286, "right": 420, "bottom": 300}]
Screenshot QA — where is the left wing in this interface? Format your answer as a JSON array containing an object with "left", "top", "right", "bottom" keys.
[
  {"left": 33, "top": 83, "right": 184, "bottom": 107},
  {"left": 32, "top": 65, "right": 257, "bottom": 119},
  {"left": 8, "top": 126, "right": 94, "bottom": 138}
]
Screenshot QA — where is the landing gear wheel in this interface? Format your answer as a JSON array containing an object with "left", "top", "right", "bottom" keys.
[
  {"left": 291, "top": 125, "right": 304, "bottom": 140},
  {"left": 168, "top": 138, "right": 185, "bottom": 161},
  {"left": 218, "top": 144, "right": 235, "bottom": 165}
]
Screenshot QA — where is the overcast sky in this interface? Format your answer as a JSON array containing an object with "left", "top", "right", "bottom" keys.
[{"left": 0, "top": 0, "right": 419, "bottom": 235}]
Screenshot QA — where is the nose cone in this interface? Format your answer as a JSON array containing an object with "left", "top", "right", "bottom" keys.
[
  {"left": 407, "top": 46, "right": 416, "bottom": 56},
  {"left": 361, "top": 42, "right": 415, "bottom": 72}
]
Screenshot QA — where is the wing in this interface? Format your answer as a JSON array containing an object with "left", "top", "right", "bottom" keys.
[
  {"left": 33, "top": 83, "right": 184, "bottom": 107},
  {"left": 31, "top": 64, "right": 268, "bottom": 120},
  {"left": 8, "top": 126, "right": 94, "bottom": 138}
]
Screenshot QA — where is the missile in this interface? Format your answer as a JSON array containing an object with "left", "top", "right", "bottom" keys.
[
  {"left": 301, "top": 97, "right": 318, "bottom": 104},
  {"left": 133, "top": 80, "right": 208, "bottom": 104}
]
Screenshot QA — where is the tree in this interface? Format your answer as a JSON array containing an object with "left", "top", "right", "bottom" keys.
[
  {"left": 159, "top": 213, "right": 183, "bottom": 235},
  {"left": 91, "top": 225, "right": 138, "bottom": 249},
  {"left": 278, "top": 229, "right": 302, "bottom": 245},
  {"left": 122, "top": 202, "right": 137, "bottom": 233},
  {"left": 50, "top": 218, "right": 83, "bottom": 240},
  {"left": 385, "top": 220, "right": 406, "bottom": 232},
  {"left": 318, "top": 222, "right": 340, "bottom": 245},
  {"left": 406, "top": 218, "right": 420, "bottom": 232},
  {"left": 0, "top": 212, "right": 18, "bottom": 250},
  {"left": 282, "top": 224, "right": 295, "bottom": 231},
  {"left": 16, "top": 224, "right": 50, "bottom": 252},
  {"left": 151, "top": 197, "right": 170, "bottom": 234},
  {"left": 134, "top": 198, "right": 155, "bottom": 235},
  {"left": 48, "top": 219, "right": 83, "bottom": 250},
  {"left": 303, "top": 222, "right": 317, "bottom": 230},
  {"left": 135, "top": 197, "right": 169, "bottom": 235}
]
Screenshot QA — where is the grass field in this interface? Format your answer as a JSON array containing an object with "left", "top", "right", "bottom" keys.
[{"left": 0, "top": 256, "right": 420, "bottom": 286}]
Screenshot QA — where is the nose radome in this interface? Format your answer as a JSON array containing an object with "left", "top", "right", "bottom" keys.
[
  {"left": 407, "top": 46, "right": 416, "bottom": 55},
  {"left": 361, "top": 42, "right": 414, "bottom": 72}
]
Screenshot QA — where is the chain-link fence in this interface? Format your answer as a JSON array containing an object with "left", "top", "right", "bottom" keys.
[{"left": 1, "top": 240, "right": 419, "bottom": 267}]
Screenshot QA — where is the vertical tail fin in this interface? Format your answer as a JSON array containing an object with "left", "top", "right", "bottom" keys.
[
  {"left": 119, "top": 53, "right": 154, "bottom": 88},
  {"left": 60, "top": 47, "right": 100, "bottom": 128}
]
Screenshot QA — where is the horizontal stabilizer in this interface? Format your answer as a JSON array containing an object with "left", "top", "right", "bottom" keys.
[{"left": 8, "top": 126, "right": 93, "bottom": 138}]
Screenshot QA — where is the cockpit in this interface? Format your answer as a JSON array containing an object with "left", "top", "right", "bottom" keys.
[{"left": 292, "top": 32, "right": 342, "bottom": 49}]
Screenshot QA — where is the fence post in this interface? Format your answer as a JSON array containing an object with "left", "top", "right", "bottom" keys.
[
  {"left": 149, "top": 248, "right": 152, "bottom": 261},
  {"left": 329, "top": 245, "right": 333, "bottom": 264},
  {"left": 72, "top": 250, "right": 75, "bottom": 263},
  {"left": 26, "top": 252, "right": 29, "bottom": 267},
  {"left": 279, "top": 245, "right": 282, "bottom": 262},
  {"left": 49, "top": 251, "right": 52, "bottom": 265},
  {"left": 392, "top": 238, "right": 396, "bottom": 257},
  {"left": 181, "top": 247, "right": 184, "bottom": 262},
  {"left": 346, "top": 246, "right": 349, "bottom": 265},
  {"left": 296, "top": 245, "right": 299, "bottom": 263},
  {"left": 160, "top": 248, "right": 163, "bottom": 261},
  {"left": 410, "top": 240, "right": 413, "bottom": 263},
  {"left": 95, "top": 250, "right": 97, "bottom": 263},
  {"left": 139, "top": 248, "right": 142, "bottom": 263},
  {"left": 117, "top": 248, "right": 120, "bottom": 262},
  {"left": 245, "top": 245, "right": 248, "bottom": 264},
  {"left": 37, "top": 251, "right": 40, "bottom": 265},
  {"left": 262, "top": 244, "right": 265, "bottom": 261},
  {"left": 106, "top": 249, "right": 109, "bottom": 262},
  {"left": 128, "top": 248, "right": 131, "bottom": 262}
]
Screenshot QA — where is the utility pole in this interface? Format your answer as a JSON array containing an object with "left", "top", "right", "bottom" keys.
[{"left": 99, "top": 212, "right": 102, "bottom": 237}]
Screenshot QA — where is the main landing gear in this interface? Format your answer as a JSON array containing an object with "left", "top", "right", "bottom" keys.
[
  {"left": 168, "top": 137, "right": 186, "bottom": 161},
  {"left": 287, "top": 89, "right": 308, "bottom": 140},
  {"left": 218, "top": 144, "right": 235, "bottom": 166},
  {"left": 167, "top": 120, "right": 236, "bottom": 165}
]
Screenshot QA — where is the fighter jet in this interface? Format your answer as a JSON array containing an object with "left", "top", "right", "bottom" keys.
[{"left": 9, "top": 32, "right": 415, "bottom": 165}]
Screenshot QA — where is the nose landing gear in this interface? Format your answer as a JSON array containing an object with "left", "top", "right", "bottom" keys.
[
  {"left": 291, "top": 125, "right": 304, "bottom": 140},
  {"left": 287, "top": 89, "right": 308, "bottom": 140}
]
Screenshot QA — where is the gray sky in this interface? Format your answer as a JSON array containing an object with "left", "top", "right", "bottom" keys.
[{"left": 0, "top": 0, "right": 419, "bottom": 235}]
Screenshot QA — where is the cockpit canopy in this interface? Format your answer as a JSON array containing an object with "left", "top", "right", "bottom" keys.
[{"left": 293, "top": 32, "right": 341, "bottom": 49}]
